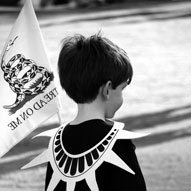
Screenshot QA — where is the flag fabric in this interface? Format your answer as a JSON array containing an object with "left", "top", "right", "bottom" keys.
[{"left": 0, "top": 0, "right": 60, "bottom": 158}]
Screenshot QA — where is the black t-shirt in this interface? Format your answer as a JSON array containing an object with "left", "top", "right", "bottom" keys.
[{"left": 45, "top": 119, "right": 146, "bottom": 191}]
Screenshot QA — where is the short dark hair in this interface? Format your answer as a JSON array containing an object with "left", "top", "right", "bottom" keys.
[{"left": 58, "top": 33, "right": 133, "bottom": 103}]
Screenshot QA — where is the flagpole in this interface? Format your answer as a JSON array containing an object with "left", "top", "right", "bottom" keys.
[{"left": 57, "top": 110, "right": 62, "bottom": 125}]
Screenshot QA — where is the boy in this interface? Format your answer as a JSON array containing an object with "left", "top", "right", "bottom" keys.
[{"left": 45, "top": 33, "right": 147, "bottom": 190}]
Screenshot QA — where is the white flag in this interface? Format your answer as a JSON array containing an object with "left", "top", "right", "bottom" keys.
[{"left": 0, "top": 0, "right": 60, "bottom": 158}]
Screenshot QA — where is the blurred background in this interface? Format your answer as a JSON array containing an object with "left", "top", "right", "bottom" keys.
[{"left": 0, "top": 0, "right": 191, "bottom": 191}]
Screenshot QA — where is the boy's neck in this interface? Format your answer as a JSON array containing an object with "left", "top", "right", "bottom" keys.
[{"left": 71, "top": 101, "right": 106, "bottom": 125}]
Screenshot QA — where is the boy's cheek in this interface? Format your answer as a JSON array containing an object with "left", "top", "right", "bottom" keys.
[
  {"left": 105, "top": 110, "right": 115, "bottom": 119},
  {"left": 105, "top": 102, "right": 122, "bottom": 119}
]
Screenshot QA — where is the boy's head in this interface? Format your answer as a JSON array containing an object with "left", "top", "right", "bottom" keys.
[{"left": 58, "top": 33, "right": 133, "bottom": 104}]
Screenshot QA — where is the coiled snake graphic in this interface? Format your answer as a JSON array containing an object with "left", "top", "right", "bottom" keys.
[{"left": 1, "top": 36, "right": 52, "bottom": 109}]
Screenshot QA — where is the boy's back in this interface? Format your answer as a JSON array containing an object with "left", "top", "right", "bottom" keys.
[{"left": 45, "top": 119, "right": 146, "bottom": 191}]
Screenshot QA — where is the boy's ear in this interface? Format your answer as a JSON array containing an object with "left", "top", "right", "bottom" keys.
[{"left": 101, "top": 81, "right": 112, "bottom": 100}]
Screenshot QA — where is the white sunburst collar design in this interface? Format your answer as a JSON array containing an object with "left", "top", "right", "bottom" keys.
[{"left": 22, "top": 121, "right": 149, "bottom": 191}]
